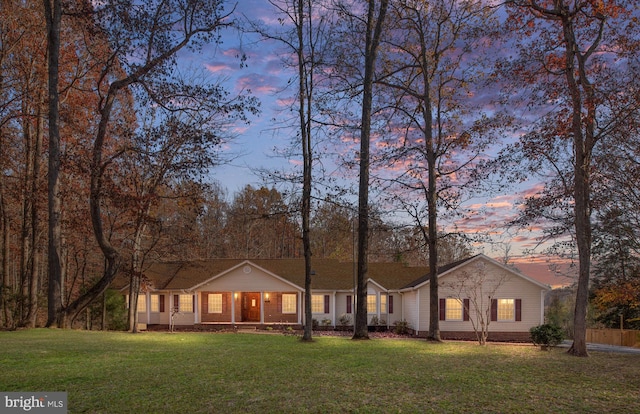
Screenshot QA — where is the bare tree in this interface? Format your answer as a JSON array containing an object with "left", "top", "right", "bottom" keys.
[
  {"left": 376, "top": 0, "right": 498, "bottom": 341},
  {"left": 353, "top": 0, "right": 389, "bottom": 340},
  {"left": 43, "top": 0, "right": 63, "bottom": 327},
  {"left": 503, "top": 0, "right": 640, "bottom": 356},
  {"left": 50, "top": 0, "right": 244, "bottom": 327},
  {"left": 442, "top": 261, "right": 511, "bottom": 345}
]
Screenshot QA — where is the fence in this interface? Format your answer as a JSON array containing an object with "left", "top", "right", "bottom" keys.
[{"left": 586, "top": 328, "right": 640, "bottom": 347}]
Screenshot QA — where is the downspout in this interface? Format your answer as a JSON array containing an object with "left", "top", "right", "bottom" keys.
[
  {"left": 416, "top": 289, "right": 420, "bottom": 337},
  {"left": 540, "top": 290, "right": 546, "bottom": 324}
]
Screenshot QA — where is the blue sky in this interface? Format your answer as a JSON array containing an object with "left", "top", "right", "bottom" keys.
[{"left": 173, "top": 0, "right": 576, "bottom": 283}]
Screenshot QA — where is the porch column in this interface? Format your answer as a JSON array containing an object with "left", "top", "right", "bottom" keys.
[
  {"left": 146, "top": 292, "right": 150, "bottom": 324},
  {"left": 298, "top": 291, "right": 303, "bottom": 325},
  {"left": 260, "top": 292, "right": 265, "bottom": 324},
  {"left": 332, "top": 291, "right": 337, "bottom": 327},
  {"left": 194, "top": 293, "right": 199, "bottom": 324},
  {"left": 231, "top": 291, "right": 236, "bottom": 324}
]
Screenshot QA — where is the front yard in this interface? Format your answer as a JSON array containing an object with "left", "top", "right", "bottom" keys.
[{"left": 1, "top": 329, "right": 638, "bottom": 413}]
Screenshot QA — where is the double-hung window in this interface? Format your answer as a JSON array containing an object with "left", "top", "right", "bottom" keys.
[
  {"left": 311, "top": 295, "right": 325, "bottom": 313},
  {"left": 282, "top": 294, "right": 297, "bottom": 314},
  {"left": 208, "top": 294, "right": 223, "bottom": 314},
  {"left": 491, "top": 298, "right": 522, "bottom": 322},
  {"left": 367, "top": 295, "right": 377, "bottom": 314},
  {"left": 497, "top": 299, "right": 515, "bottom": 321},
  {"left": 137, "top": 295, "right": 146, "bottom": 312},
  {"left": 445, "top": 298, "right": 463, "bottom": 321}
]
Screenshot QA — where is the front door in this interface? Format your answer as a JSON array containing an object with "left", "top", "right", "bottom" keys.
[{"left": 241, "top": 292, "right": 261, "bottom": 322}]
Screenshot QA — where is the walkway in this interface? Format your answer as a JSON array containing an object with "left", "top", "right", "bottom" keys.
[{"left": 559, "top": 340, "right": 640, "bottom": 355}]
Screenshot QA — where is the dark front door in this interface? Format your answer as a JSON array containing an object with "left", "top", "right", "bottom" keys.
[{"left": 241, "top": 293, "right": 261, "bottom": 322}]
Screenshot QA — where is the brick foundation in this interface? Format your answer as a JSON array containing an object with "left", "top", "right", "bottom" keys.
[{"left": 410, "top": 329, "right": 532, "bottom": 343}]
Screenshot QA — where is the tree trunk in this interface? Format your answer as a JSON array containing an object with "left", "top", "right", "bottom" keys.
[
  {"left": 424, "top": 80, "right": 440, "bottom": 342},
  {"left": 353, "top": 0, "right": 389, "bottom": 340},
  {"left": 26, "top": 96, "right": 44, "bottom": 327},
  {"left": 0, "top": 183, "right": 12, "bottom": 328},
  {"left": 298, "top": 0, "right": 314, "bottom": 343},
  {"left": 562, "top": 15, "right": 595, "bottom": 358},
  {"left": 127, "top": 220, "right": 147, "bottom": 333},
  {"left": 44, "top": 0, "right": 63, "bottom": 328}
]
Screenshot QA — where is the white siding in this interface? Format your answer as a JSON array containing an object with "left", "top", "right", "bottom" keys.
[
  {"left": 435, "top": 258, "right": 546, "bottom": 333},
  {"left": 386, "top": 293, "right": 402, "bottom": 326},
  {"left": 199, "top": 266, "right": 299, "bottom": 292},
  {"left": 335, "top": 292, "right": 355, "bottom": 326},
  {"left": 402, "top": 291, "right": 419, "bottom": 332}
]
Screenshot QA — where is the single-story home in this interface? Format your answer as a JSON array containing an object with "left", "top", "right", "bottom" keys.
[{"left": 123, "top": 254, "right": 550, "bottom": 341}]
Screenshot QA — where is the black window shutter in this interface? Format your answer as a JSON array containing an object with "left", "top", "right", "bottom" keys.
[
  {"left": 515, "top": 299, "right": 522, "bottom": 321},
  {"left": 174, "top": 294, "right": 179, "bottom": 311},
  {"left": 491, "top": 299, "right": 498, "bottom": 321},
  {"left": 324, "top": 295, "right": 330, "bottom": 314},
  {"left": 346, "top": 295, "right": 352, "bottom": 314},
  {"left": 389, "top": 295, "right": 393, "bottom": 314},
  {"left": 192, "top": 295, "right": 195, "bottom": 313},
  {"left": 159, "top": 295, "right": 165, "bottom": 313},
  {"left": 439, "top": 298, "right": 446, "bottom": 321},
  {"left": 463, "top": 298, "right": 470, "bottom": 321}
]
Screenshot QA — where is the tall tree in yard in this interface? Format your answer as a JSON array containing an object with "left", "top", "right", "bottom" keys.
[
  {"left": 249, "top": 0, "right": 331, "bottom": 340},
  {"left": 377, "top": 0, "right": 498, "bottom": 341},
  {"left": 502, "top": 0, "right": 640, "bottom": 356},
  {"left": 47, "top": 0, "right": 254, "bottom": 327},
  {"left": 124, "top": 103, "right": 254, "bottom": 332},
  {"left": 354, "top": 0, "right": 389, "bottom": 340},
  {"left": 43, "top": 0, "right": 63, "bottom": 327}
]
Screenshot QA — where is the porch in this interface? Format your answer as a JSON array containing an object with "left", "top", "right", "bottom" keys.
[{"left": 198, "top": 291, "right": 302, "bottom": 326}]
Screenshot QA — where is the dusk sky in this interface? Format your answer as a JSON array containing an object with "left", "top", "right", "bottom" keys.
[{"left": 178, "top": 0, "right": 576, "bottom": 285}]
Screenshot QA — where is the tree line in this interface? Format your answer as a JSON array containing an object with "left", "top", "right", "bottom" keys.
[{"left": 1, "top": 0, "right": 639, "bottom": 356}]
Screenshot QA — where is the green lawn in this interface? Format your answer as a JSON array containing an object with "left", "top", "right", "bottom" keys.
[{"left": 1, "top": 329, "right": 638, "bottom": 413}]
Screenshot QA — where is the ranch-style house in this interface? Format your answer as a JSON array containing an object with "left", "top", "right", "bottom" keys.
[{"left": 123, "top": 254, "right": 550, "bottom": 341}]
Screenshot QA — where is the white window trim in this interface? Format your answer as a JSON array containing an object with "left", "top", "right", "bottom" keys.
[
  {"left": 445, "top": 298, "right": 463, "bottom": 321},
  {"left": 208, "top": 293, "right": 223, "bottom": 314},
  {"left": 497, "top": 298, "right": 515, "bottom": 322},
  {"left": 282, "top": 294, "right": 296, "bottom": 314},
  {"left": 311, "top": 294, "right": 324, "bottom": 314}
]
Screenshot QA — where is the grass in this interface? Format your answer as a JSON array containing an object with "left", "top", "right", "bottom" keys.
[{"left": 1, "top": 329, "right": 639, "bottom": 413}]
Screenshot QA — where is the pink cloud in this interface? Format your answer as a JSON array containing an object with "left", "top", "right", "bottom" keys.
[
  {"left": 236, "top": 74, "right": 281, "bottom": 94},
  {"left": 205, "top": 62, "right": 234, "bottom": 73}
]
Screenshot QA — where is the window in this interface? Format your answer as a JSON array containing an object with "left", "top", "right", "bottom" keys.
[
  {"left": 497, "top": 299, "right": 515, "bottom": 321},
  {"left": 367, "top": 295, "right": 377, "bottom": 314},
  {"left": 312, "top": 295, "right": 325, "bottom": 313},
  {"left": 380, "top": 294, "right": 387, "bottom": 313},
  {"left": 445, "top": 298, "right": 463, "bottom": 321},
  {"left": 137, "top": 295, "right": 146, "bottom": 312},
  {"left": 178, "top": 294, "right": 193, "bottom": 313},
  {"left": 346, "top": 295, "right": 352, "bottom": 314},
  {"left": 282, "top": 294, "right": 296, "bottom": 314},
  {"left": 208, "top": 294, "right": 222, "bottom": 313},
  {"left": 150, "top": 295, "right": 160, "bottom": 312}
]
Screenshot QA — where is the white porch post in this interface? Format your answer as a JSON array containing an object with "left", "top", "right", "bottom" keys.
[
  {"left": 194, "top": 293, "right": 199, "bottom": 324},
  {"left": 231, "top": 291, "right": 236, "bottom": 324},
  {"left": 332, "top": 291, "right": 337, "bottom": 327},
  {"left": 146, "top": 292, "right": 150, "bottom": 324},
  {"left": 260, "top": 292, "right": 265, "bottom": 324},
  {"left": 298, "top": 291, "right": 303, "bottom": 325}
]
